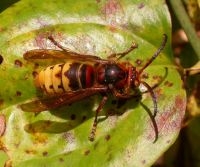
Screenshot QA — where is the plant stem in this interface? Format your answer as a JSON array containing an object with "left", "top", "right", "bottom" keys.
[{"left": 168, "top": 0, "right": 200, "bottom": 60}]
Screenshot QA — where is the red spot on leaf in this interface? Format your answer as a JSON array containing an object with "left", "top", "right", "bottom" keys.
[
  {"left": 152, "top": 75, "right": 163, "bottom": 82},
  {"left": 35, "top": 34, "right": 48, "bottom": 49},
  {"left": 101, "top": 0, "right": 124, "bottom": 26},
  {"left": 164, "top": 81, "right": 173, "bottom": 87},
  {"left": 102, "top": 0, "right": 121, "bottom": 15},
  {"left": 35, "top": 32, "right": 65, "bottom": 49},
  {"left": 0, "top": 114, "right": 6, "bottom": 136},
  {"left": 108, "top": 26, "right": 118, "bottom": 32},
  {"left": 147, "top": 95, "right": 186, "bottom": 141},
  {"left": 0, "top": 99, "right": 4, "bottom": 106},
  {"left": 155, "top": 88, "right": 163, "bottom": 98},
  {"left": 138, "top": 3, "right": 145, "bottom": 9},
  {"left": 175, "top": 96, "right": 186, "bottom": 114},
  {"left": 63, "top": 132, "right": 75, "bottom": 144},
  {"left": 142, "top": 159, "right": 146, "bottom": 164},
  {"left": 25, "top": 149, "right": 37, "bottom": 154}
]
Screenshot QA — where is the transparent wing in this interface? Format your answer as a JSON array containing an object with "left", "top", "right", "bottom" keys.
[
  {"left": 24, "top": 49, "right": 108, "bottom": 63},
  {"left": 20, "top": 87, "right": 107, "bottom": 113}
]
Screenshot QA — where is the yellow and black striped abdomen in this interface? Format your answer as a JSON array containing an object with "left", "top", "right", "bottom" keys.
[{"left": 36, "top": 62, "right": 95, "bottom": 94}]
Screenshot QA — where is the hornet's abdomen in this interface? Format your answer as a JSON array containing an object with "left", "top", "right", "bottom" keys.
[{"left": 36, "top": 62, "right": 95, "bottom": 94}]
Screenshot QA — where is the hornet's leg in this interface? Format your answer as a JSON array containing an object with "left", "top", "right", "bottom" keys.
[
  {"left": 89, "top": 95, "right": 108, "bottom": 141},
  {"left": 47, "top": 35, "right": 108, "bottom": 63},
  {"left": 47, "top": 35, "right": 72, "bottom": 52},
  {"left": 108, "top": 42, "right": 138, "bottom": 61}
]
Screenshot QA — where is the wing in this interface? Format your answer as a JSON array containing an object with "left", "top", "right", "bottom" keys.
[
  {"left": 20, "top": 87, "right": 107, "bottom": 113},
  {"left": 24, "top": 49, "right": 109, "bottom": 64}
]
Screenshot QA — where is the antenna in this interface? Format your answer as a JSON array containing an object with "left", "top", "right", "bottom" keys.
[{"left": 138, "top": 34, "right": 168, "bottom": 75}]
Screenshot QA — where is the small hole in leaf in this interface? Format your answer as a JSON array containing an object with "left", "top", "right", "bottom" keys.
[
  {"left": 82, "top": 115, "right": 87, "bottom": 121},
  {"left": 135, "top": 59, "right": 142, "bottom": 65},
  {"left": 142, "top": 160, "right": 146, "bottom": 164},
  {"left": 164, "top": 81, "right": 173, "bottom": 87},
  {"left": 70, "top": 114, "right": 76, "bottom": 120},
  {"left": 42, "top": 151, "right": 48, "bottom": 156},
  {"left": 84, "top": 150, "right": 90, "bottom": 156},
  {"left": 59, "top": 158, "right": 64, "bottom": 162},
  {"left": 166, "top": 140, "right": 171, "bottom": 144},
  {"left": 152, "top": 75, "right": 163, "bottom": 83},
  {"left": 14, "top": 59, "right": 23, "bottom": 67},
  {"left": 105, "top": 134, "right": 111, "bottom": 141},
  {"left": 34, "top": 63, "right": 39, "bottom": 69},
  {"left": 0, "top": 55, "right": 3, "bottom": 65},
  {"left": 142, "top": 73, "right": 149, "bottom": 79},
  {"left": 32, "top": 71, "right": 38, "bottom": 78},
  {"left": 0, "top": 99, "right": 4, "bottom": 106},
  {"left": 16, "top": 91, "right": 22, "bottom": 97},
  {"left": 111, "top": 100, "right": 117, "bottom": 105}
]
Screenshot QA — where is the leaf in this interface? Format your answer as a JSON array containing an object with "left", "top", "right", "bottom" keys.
[{"left": 0, "top": 0, "right": 186, "bottom": 166}]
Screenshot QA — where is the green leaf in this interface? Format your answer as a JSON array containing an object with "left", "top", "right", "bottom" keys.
[{"left": 0, "top": 0, "right": 186, "bottom": 166}]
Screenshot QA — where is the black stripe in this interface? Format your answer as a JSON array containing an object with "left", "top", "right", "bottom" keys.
[
  {"left": 57, "top": 64, "right": 65, "bottom": 91},
  {"left": 64, "top": 63, "right": 80, "bottom": 91}
]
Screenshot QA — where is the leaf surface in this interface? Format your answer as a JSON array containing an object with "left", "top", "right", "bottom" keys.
[{"left": 0, "top": 0, "right": 186, "bottom": 166}]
